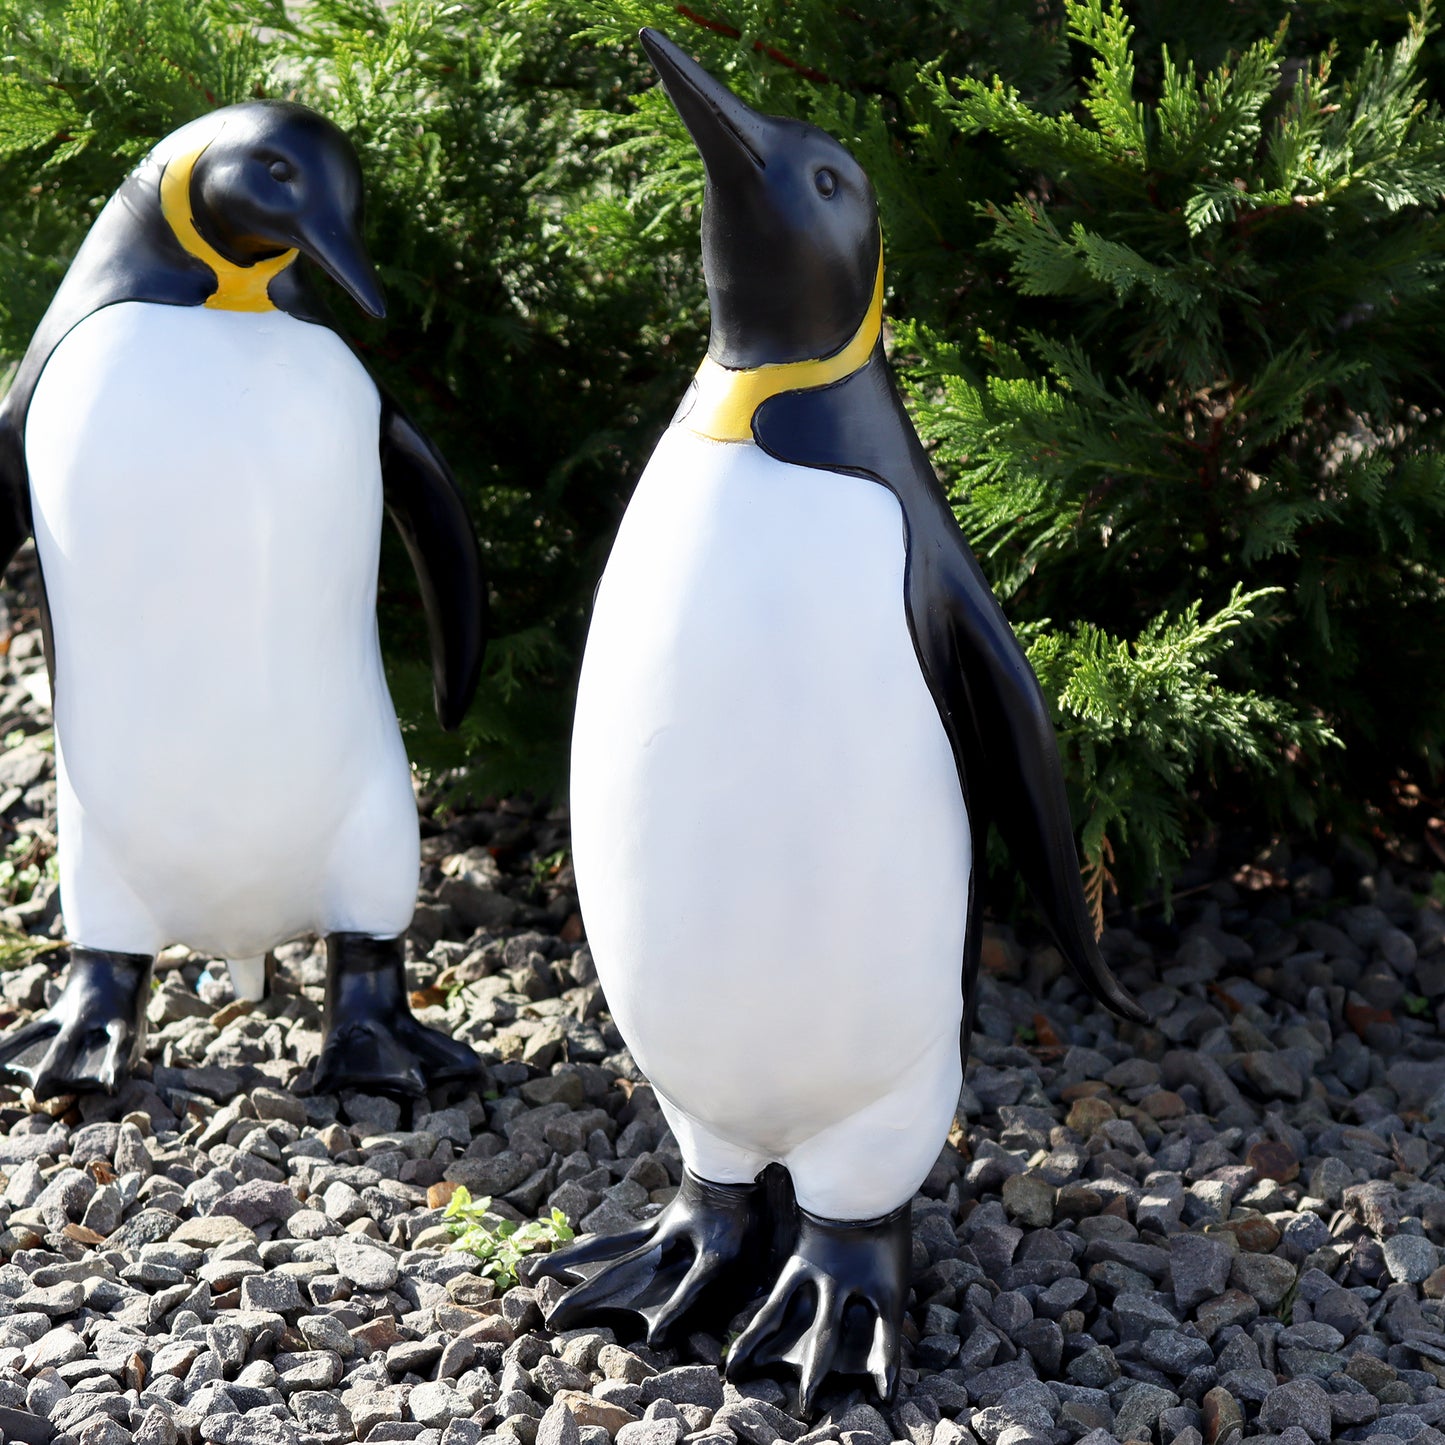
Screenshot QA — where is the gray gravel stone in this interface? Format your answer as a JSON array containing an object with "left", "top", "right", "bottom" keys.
[
  {"left": 1383, "top": 1235, "right": 1441, "bottom": 1284},
  {"left": 133, "top": 1408, "right": 179, "bottom": 1445},
  {"left": 289, "top": 1392, "right": 352, "bottom": 1442},
  {"left": 238, "top": 1274, "right": 303, "bottom": 1313},
  {"left": 1170, "top": 1232, "right": 1234, "bottom": 1313},
  {"left": 211, "top": 1180, "right": 300, "bottom": 1228},
  {"left": 409, "top": 1383, "right": 470, "bottom": 1427},
  {"left": 1227, "top": 1251, "right": 1296, "bottom": 1309},
  {"left": 0, "top": 618, "right": 1438, "bottom": 1445},
  {"left": 614, "top": 1423, "right": 684, "bottom": 1445},
  {"left": 1112, "top": 1383, "right": 1179, "bottom": 1441},
  {"left": 640, "top": 1368, "right": 724, "bottom": 1412},
  {"left": 1140, "top": 1328, "right": 1213, "bottom": 1374},
  {"left": 199, "top": 1416, "right": 300, "bottom": 1445},
  {"left": 1259, "top": 1379, "right": 1332, "bottom": 1442},
  {"left": 17, "top": 1282, "right": 83, "bottom": 1317},
  {"left": 333, "top": 1237, "right": 399, "bottom": 1291},
  {"left": 76, "top": 1421, "right": 134, "bottom": 1445},
  {"left": 535, "top": 1404, "right": 580, "bottom": 1445}
]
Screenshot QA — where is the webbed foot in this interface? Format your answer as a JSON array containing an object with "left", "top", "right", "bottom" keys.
[
  {"left": 529, "top": 1170, "right": 767, "bottom": 1345},
  {"left": 312, "top": 933, "right": 482, "bottom": 1096},
  {"left": 0, "top": 947, "right": 151, "bottom": 1100},
  {"left": 726, "top": 1201, "right": 910, "bottom": 1414}
]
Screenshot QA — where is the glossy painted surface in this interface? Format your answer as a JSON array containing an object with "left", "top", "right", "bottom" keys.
[
  {"left": 552, "top": 31, "right": 1145, "bottom": 1405},
  {"left": 0, "top": 101, "right": 486, "bottom": 1098},
  {"left": 534, "top": 1169, "right": 769, "bottom": 1345},
  {"left": 0, "top": 103, "right": 481, "bottom": 724},
  {"left": 572, "top": 426, "right": 970, "bottom": 1221},
  {"left": 315, "top": 933, "right": 483, "bottom": 1094},
  {"left": 28, "top": 300, "right": 419, "bottom": 959},
  {"left": 640, "top": 28, "right": 880, "bottom": 370},
  {"left": 0, "top": 947, "right": 150, "bottom": 1098},
  {"left": 728, "top": 1201, "right": 912, "bottom": 1412},
  {"left": 755, "top": 351, "right": 1148, "bottom": 1026}
]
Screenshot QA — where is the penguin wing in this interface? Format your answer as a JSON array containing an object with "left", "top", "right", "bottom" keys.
[
  {"left": 0, "top": 399, "right": 33, "bottom": 579},
  {"left": 380, "top": 401, "right": 487, "bottom": 731},
  {"left": 753, "top": 347, "right": 1146, "bottom": 1024}
]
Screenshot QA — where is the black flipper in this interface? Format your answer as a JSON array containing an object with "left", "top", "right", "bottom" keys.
[
  {"left": 0, "top": 948, "right": 152, "bottom": 1100},
  {"left": 725, "top": 1202, "right": 911, "bottom": 1415},
  {"left": 530, "top": 1170, "right": 768, "bottom": 1345},
  {"left": 312, "top": 933, "right": 483, "bottom": 1096},
  {"left": 0, "top": 406, "right": 34, "bottom": 582},
  {"left": 753, "top": 345, "right": 1146, "bottom": 1026},
  {"left": 379, "top": 403, "right": 487, "bottom": 731}
]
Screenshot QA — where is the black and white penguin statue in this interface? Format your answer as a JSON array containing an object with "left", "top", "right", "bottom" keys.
[
  {"left": 0, "top": 101, "right": 487, "bottom": 1100},
  {"left": 532, "top": 31, "right": 1146, "bottom": 1409}
]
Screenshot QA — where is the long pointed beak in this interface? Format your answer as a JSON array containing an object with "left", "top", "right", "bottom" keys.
[
  {"left": 291, "top": 202, "right": 386, "bottom": 319},
  {"left": 640, "top": 28, "right": 771, "bottom": 180}
]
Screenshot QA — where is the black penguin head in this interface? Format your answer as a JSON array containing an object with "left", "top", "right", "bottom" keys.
[
  {"left": 188, "top": 101, "right": 386, "bottom": 318},
  {"left": 640, "top": 28, "right": 878, "bottom": 370}
]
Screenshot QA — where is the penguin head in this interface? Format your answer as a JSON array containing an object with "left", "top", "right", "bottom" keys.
[
  {"left": 183, "top": 101, "right": 386, "bottom": 318},
  {"left": 640, "top": 28, "right": 878, "bottom": 370}
]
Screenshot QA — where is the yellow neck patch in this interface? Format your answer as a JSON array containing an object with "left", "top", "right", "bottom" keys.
[
  {"left": 683, "top": 242, "right": 885, "bottom": 444},
  {"left": 159, "top": 144, "right": 297, "bottom": 312}
]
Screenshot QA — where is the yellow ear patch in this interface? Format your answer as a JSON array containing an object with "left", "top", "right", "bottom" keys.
[
  {"left": 683, "top": 239, "right": 885, "bottom": 444},
  {"left": 159, "top": 144, "right": 297, "bottom": 312}
]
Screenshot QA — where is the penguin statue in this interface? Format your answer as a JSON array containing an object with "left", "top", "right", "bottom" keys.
[
  {"left": 532, "top": 31, "right": 1147, "bottom": 1410},
  {"left": 0, "top": 101, "right": 487, "bottom": 1100}
]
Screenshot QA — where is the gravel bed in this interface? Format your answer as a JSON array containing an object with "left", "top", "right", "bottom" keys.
[{"left": 0, "top": 566, "right": 1442, "bottom": 1445}]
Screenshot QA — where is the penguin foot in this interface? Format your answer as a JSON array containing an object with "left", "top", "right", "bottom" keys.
[
  {"left": 0, "top": 947, "right": 151, "bottom": 1100},
  {"left": 529, "top": 1170, "right": 767, "bottom": 1345},
  {"left": 311, "top": 932, "right": 482, "bottom": 1096},
  {"left": 726, "top": 1201, "right": 911, "bottom": 1415}
]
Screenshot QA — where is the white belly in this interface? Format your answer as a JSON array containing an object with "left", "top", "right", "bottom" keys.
[
  {"left": 25, "top": 301, "right": 417, "bottom": 955},
  {"left": 571, "top": 428, "right": 970, "bottom": 1157}
]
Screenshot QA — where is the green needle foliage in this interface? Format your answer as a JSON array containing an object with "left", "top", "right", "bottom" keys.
[{"left": 3, "top": 0, "right": 1444, "bottom": 909}]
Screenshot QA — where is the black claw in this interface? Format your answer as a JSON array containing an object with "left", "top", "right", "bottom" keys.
[
  {"left": 0, "top": 1017, "right": 59, "bottom": 1068},
  {"left": 725, "top": 1200, "right": 911, "bottom": 1416},
  {"left": 312, "top": 933, "right": 483, "bottom": 1096},
  {"left": 525, "top": 1222, "right": 655, "bottom": 1282},
  {"left": 0, "top": 948, "right": 151, "bottom": 1099},
  {"left": 539, "top": 1170, "right": 768, "bottom": 1344}
]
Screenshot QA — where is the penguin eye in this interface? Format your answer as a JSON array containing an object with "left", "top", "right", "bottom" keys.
[
  {"left": 814, "top": 168, "right": 837, "bottom": 198},
  {"left": 269, "top": 159, "right": 294, "bottom": 183}
]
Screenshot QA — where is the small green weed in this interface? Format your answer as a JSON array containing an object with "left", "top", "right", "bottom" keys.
[
  {"left": 1405, "top": 994, "right": 1432, "bottom": 1018},
  {"left": 530, "top": 848, "right": 568, "bottom": 884},
  {"left": 528, "top": 847, "right": 570, "bottom": 903},
  {"left": 0, "top": 836, "right": 56, "bottom": 908},
  {"left": 1274, "top": 1277, "right": 1300, "bottom": 1323},
  {"left": 0, "top": 923, "right": 63, "bottom": 970},
  {"left": 443, "top": 1185, "right": 574, "bottom": 1291},
  {"left": 2, "top": 729, "right": 54, "bottom": 755}
]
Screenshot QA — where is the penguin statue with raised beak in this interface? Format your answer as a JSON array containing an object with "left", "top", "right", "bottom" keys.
[
  {"left": 531, "top": 31, "right": 1147, "bottom": 1410},
  {"left": 0, "top": 101, "right": 487, "bottom": 1100}
]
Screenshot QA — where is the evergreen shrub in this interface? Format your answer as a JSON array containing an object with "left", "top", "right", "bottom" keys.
[{"left": 3, "top": 0, "right": 1445, "bottom": 910}]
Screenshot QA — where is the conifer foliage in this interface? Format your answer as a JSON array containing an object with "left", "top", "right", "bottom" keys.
[{"left": 3, "top": 0, "right": 1445, "bottom": 908}]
